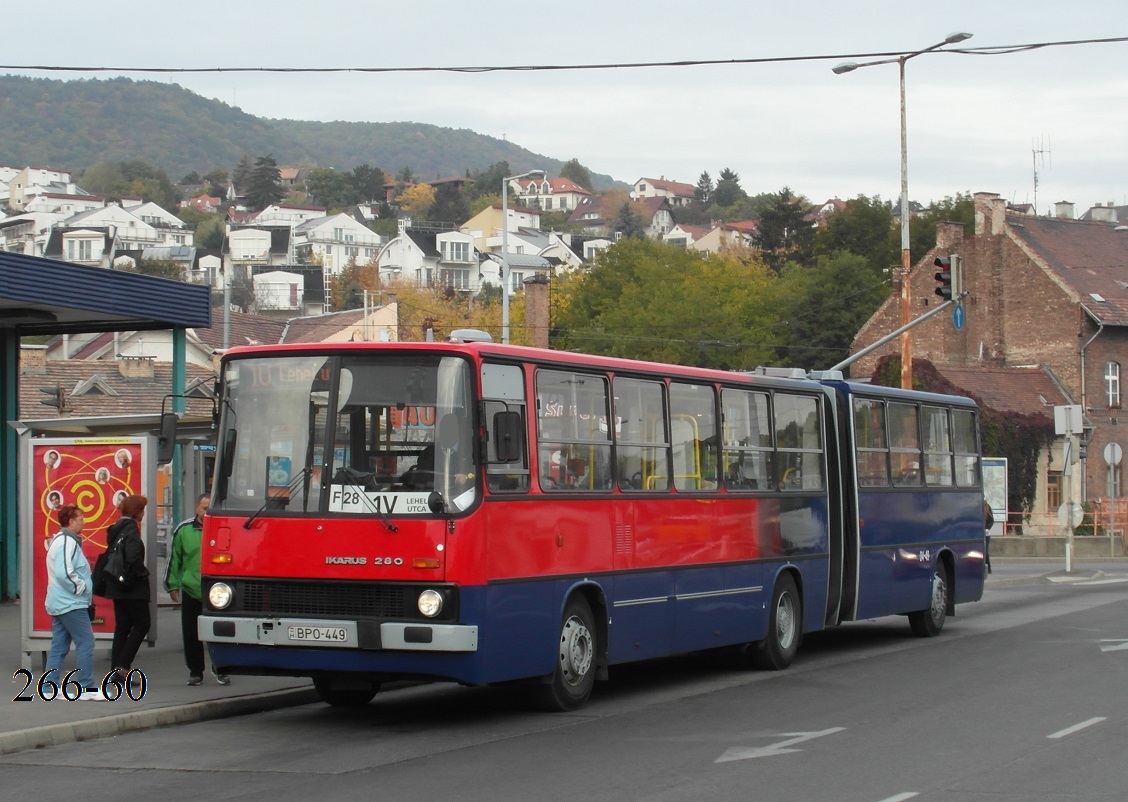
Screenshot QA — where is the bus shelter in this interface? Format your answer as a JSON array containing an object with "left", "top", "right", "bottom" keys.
[{"left": 0, "top": 250, "right": 210, "bottom": 599}]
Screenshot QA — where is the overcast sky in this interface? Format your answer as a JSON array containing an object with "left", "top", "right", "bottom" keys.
[{"left": 5, "top": 1, "right": 1126, "bottom": 213}]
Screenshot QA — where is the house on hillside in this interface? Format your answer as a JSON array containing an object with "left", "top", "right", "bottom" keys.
[
  {"left": 292, "top": 212, "right": 382, "bottom": 274},
  {"left": 0, "top": 213, "right": 66, "bottom": 256},
  {"left": 43, "top": 203, "right": 190, "bottom": 264},
  {"left": 375, "top": 219, "right": 478, "bottom": 290},
  {"left": 513, "top": 177, "right": 593, "bottom": 214},
  {"left": 664, "top": 222, "right": 756, "bottom": 254},
  {"left": 568, "top": 196, "right": 674, "bottom": 239},
  {"left": 806, "top": 198, "right": 846, "bottom": 228},
  {"left": 224, "top": 225, "right": 293, "bottom": 292},
  {"left": 462, "top": 204, "right": 542, "bottom": 255},
  {"left": 850, "top": 191, "right": 1128, "bottom": 520},
  {"left": 251, "top": 264, "right": 327, "bottom": 316},
  {"left": 253, "top": 204, "right": 325, "bottom": 226},
  {"left": 24, "top": 192, "right": 106, "bottom": 218},
  {"left": 631, "top": 177, "right": 696, "bottom": 207},
  {"left": 6, "top": 166, "right": 75, "bottom": 211}
]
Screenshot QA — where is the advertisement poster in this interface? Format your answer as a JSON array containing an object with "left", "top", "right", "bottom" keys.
[{"left": 25, "top": 437, "right": 151, "bottom": 640}]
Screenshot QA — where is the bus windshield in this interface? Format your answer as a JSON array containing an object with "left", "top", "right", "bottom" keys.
[{"left": 212, "top": 352, "right": 477, "bottom": 516}]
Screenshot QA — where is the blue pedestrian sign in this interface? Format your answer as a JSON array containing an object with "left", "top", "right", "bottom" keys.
[{"left": 952, "top": 303, "right": 965, "bottom": 330}]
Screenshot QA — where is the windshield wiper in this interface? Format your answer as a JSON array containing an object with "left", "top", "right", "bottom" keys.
[
  {"left": 334, "top": 467, "right": 399, "bottom": 533},
  {"left": 333, "top": 466, "right": 401, "bottom": 530},
  {"left": 243, "top": 466, "right": 312, "bottom": 530}
]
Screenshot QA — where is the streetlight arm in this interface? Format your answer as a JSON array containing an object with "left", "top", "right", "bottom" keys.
[{"left": 831, "top": 32, "right": 972, "bottom": 389}]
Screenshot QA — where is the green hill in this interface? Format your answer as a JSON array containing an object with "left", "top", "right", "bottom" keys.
[{"left": 0, "top": 75, "right": 623, "bottom": 190}]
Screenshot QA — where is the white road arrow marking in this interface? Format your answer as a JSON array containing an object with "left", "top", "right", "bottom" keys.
[
  {"left": 715, "top": 726, "right": 846, "bottom": 763},
  {"left": 1099, "top": 639, "right": 1128, "bottom": 652}
]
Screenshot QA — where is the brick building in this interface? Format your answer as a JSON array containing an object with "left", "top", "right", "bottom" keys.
[{"left": 851, "top": 191, "right": 1128, "bottom": 515}]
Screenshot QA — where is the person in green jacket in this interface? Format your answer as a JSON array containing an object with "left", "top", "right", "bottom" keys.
[{"left": 164, "top": 494, "right": 229, "bottom": 686}]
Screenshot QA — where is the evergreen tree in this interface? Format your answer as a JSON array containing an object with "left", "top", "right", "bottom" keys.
[
  {"left": 466, "top": 161, "right": 510, "bottom": 201},
  {"left": 232, "top": 155, "right": 254, "bottom": 193},
  {"left": 245, "top": 154, "right": 284, "bottom": 211},
  {"left": 305, "top": 168, "right": 354, "bottom": 209},
  {"left": 350, "top": 164, "right": 386, "bottom": 204},
  {"left": 694, "top": 171, "right": 714, "bottom": 204},
  {"left": 755, "top": 187, "right": 815, "bottom": 271},
  {"left": 613, "top": 202, "right": 647, "bottom": 240},
  {"left": 713, "top": 168, "right": 745, "bottom": 208},
  {"left": 559, "top": 158, "right": 594, "bottom": 191},
  {"left": 428, "top": 182, "right": 471, "bottom": 224}
]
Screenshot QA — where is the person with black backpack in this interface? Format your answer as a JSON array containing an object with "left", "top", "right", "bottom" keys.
[{"left": 104, "top": 494, "right": 151, "bottom": 683}]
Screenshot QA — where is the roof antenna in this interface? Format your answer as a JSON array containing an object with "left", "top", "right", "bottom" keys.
[{"left": 1032, "top": 135, "right": 1051, "bottom": 215}]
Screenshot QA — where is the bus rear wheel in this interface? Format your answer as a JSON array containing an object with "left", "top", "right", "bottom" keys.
[
  {"left": 753, "top": 574, "right": 801, "bottom": 670},
  {"left": 313, "top": 677, "right": 381, "bottom": 707},
  {"left": 537, "top": 596, "right": 597, "bottom": 711},
  {"left": 908, "top": 564, "right": 949, "bottom": 637}
]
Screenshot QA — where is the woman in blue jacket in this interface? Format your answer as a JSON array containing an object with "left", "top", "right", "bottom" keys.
[{"left": 44, "top": 504, "right": 104, "bottom": 701}]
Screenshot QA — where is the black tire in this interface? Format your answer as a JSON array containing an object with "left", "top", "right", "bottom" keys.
[
  {"left": 313, "top": 677, "right": 380, "bottom": 707},
  {"left": 537, "top": 596, "right": 597, "bottom": 711},
  {"left": 908, "top": 564, "right": 949, "bottom": 637},
  {"left": 753, "top": 574, "right": 802, "bottom": 670}
]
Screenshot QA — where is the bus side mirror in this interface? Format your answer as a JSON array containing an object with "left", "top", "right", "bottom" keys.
[
  {"left": 157, "top": 412, "right": 178, "bottom": 464},
  {"left": 492, "top": 411, "right": 524, "bottom": 463}
]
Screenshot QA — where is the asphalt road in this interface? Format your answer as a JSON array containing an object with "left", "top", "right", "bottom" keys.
[{"left": 5, "top": 571, "right": 1128, "bottom": 802}]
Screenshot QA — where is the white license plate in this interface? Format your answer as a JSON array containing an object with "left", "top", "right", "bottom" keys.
[{"left": 287, "top": 625, "right": 349, "bottom": 643}]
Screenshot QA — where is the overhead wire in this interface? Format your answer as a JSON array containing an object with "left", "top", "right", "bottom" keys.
[{"left": 0, "top": 36, "right": 1123, "bottom": 76}]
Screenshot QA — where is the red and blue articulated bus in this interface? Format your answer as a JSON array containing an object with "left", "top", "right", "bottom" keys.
[{"left": 197, "top": 339, "right": 986, "bottom": 710}]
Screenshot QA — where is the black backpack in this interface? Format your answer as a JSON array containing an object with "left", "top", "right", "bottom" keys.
[{"left": 91, "top": 534, "right": 127, "bottom": 597}]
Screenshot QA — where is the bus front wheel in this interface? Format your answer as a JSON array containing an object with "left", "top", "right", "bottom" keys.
[
  {"left": 908, "top": 564, "right": 949, "bottom": 637},
  {"left": 313, "top": 677, "right": 380, "bottom": 707},
  {"left": 754, "top": 574, "right": 801, "bottom": 670},
  {"left": 537, "top": 596, "right": 597, "bottom": 711}
]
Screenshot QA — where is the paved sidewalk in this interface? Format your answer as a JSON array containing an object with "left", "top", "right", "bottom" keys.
[
  {"left": 3, "top": 558, "right": 1121, "bottom": 755},
  {"left": 3, "top": 600, "right": 316, "bottom": 755}
]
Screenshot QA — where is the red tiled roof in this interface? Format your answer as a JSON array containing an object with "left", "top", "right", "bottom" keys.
[
  {"left": 1007, "top": 214, "right": 1128, "bottom": 326},
  {"left": 19, "top": 361, "right": 216, "bottom": 420},
  {"left": 935, "top": 365, "right": 1067, "bottom": 417},
  {"left": 191, "top": 311, "right": 288, "bottom": 350},
  {"left": 638, "top": 177, "right": 695, "bottom": 197},
  {"left": 547, "top": 177, "right": 591, "bottom": 195}
]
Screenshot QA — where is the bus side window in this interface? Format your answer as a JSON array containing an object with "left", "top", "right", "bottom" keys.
[
  {"left": 853, "top": 397, "right": 889, "bottom": 487},
  {"left": 670, "top": 382, "right": 718, "bottom": 491},
  {"left": 482, "top": 363, "right": 530, "bottom": 493},
  {"left": 535, "top": 369, "right": 612, "bottom": 493},
  {"left": 775, "top": 393, "right": 823, "bottom": 491},
  {"left": 889, "top": 402, "right": 922, "bottom": 487}
]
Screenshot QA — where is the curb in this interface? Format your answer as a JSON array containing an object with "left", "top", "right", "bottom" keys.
[{"left": 0, "top": 686, "right": 318, "bottom": 755}]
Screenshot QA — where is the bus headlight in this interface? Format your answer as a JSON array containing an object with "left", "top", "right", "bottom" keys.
[
  {"left": 417, "top": 589, "right": 443, "bottom": 618},
  {"left": 209, "top": 582, "right": 233, "bottom": 610}
]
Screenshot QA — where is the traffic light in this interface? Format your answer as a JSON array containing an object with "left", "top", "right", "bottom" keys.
[
  {"left": 934, "top": 254, "right": 961, "bottom": 301},
  {"left": 39, "top": 385, "right": 66, "bottom": 412}
]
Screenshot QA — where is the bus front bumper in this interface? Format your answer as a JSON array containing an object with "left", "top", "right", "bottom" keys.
[{"left": 199, "top": 615, "right": 478, "bottom": 652}]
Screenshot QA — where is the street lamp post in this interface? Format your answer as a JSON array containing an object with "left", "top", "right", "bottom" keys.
[
  {"left": 501, "top": 168, "right": 546, "bottom": 343},
  {"left": 833, "top": 32, "right": 971, "bottom": 389}
]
